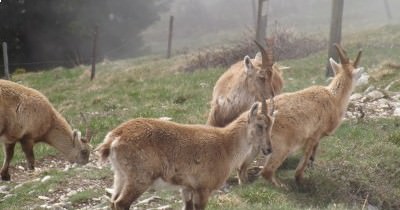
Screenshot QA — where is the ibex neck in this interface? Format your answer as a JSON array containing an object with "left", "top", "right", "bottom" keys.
[
  {"left": 223, "top": 114, "right": 252, "bottom": 170},
  {"left": 328, "top": 74, "right": 354, "bottom": 110},
  {"left": 45, "top": 114, "right": 75, "bottom": 161}
]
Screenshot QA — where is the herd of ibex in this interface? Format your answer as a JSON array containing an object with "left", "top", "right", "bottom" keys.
[{"left": 0, "top": 42, "right": 362, "bottom": 210}]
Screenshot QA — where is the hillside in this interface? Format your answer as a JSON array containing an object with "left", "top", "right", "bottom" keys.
[{"left": 0, "top": 25, "right": 400, "bottom": 210}]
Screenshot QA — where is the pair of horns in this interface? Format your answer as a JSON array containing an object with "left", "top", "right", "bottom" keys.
[
  {"left": 80, "top": 112, "right": 92, "bottom": 143},
  {"left": 334, "top": 43, "right": 362, "bottom": 68},
  {"left": 254, "top": 40, "right": 274, "bottom": 68}
]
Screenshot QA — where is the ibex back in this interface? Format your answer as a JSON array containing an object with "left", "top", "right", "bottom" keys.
[{"left": 0, "top": 79, "right": 91, "bottom": 181}]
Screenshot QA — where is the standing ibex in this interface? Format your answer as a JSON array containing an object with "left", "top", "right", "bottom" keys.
[
  {"left": 254, "top": 44, "right": 362, "bottom": 187},
  {"left": 207, "top": 41, "right": 282, "bottom": 184},
  {"left": 0, "top": 79, "right": 91, "bottom": 181},
  {"left": 206, "top": 41, "right": 283, "bottom": 127},
  {"left": 96, "top": 99, "right": 275, "bottom": 210}
]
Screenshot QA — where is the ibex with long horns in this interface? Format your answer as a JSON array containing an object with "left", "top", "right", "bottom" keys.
[
  {"left": 257, "top": 44, "right": 362, "bottom": 187},
  {"left": 206, "top": 41, "right": 283, "bottom": 127},
  {"left": 0, "top": 80, "right": 92, "bottom": 181},
  {"left": 96, "top": 96, "right": 275, "bottom": 210}
]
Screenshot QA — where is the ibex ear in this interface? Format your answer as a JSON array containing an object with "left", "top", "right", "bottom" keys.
[
  {"left": 73, "top": 130, "right": 82, "bottom": 141},
  {"left": 329, "top": 58, "right": 341, "bottom": 75},
  {"left": 249, "top": 103, "right": 259, "bottom": 119},
  {"left": 244, "top": 55, "right": 254, "bottom": 75}
]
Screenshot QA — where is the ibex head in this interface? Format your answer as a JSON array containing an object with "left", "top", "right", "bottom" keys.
[
  {"left": 330, "top": 44, "right": 363, "bottom": 84},
  {"left": 69, "top": 129, "right": 92, "bottom": 165},
  {"left": 247, "top": 71, "right": 276, "bottom": 156},
  {"left": 243, "top": 41, "right": 274, "bottom": 80}
]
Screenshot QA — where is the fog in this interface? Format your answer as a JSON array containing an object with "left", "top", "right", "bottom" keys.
[{"left": 143, "top": 0, "right": 400, "bottom": 53}]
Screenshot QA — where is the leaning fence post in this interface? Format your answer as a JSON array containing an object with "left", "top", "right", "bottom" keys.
[
  {"left": 167, "top": 15, "right": 174, "bottom": 59},
  {"left": 91, "top": 25, "right": 98, "bottom": 81},
  {"left": 2, "top": 42, "right": 10, "bottom": 80}
]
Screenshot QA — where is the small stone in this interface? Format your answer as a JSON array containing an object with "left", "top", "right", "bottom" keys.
[
  {"left": 38, "top": 195, "right": 50, "bottom": 200},
  {"left": 14, "top": 183, "right": 24, "bottom": 189},
  {"left": 41, "top": 175, "right": 51, "bottom": 182},
  {"left": 393, "top": 107, "right": 400, "bottom": 117},
  {"left": 366, "top": 90, "right": 384, "bottom": 101},
  {"left": 364, "top": 85, "right": 375, "bottom": 93},
  {"left": 368, "top": 204, "right": 379, "bottom": 210},
  {"left": 159, "top": 117, "right": 172, "bottom": 121},
  {"left": 17, "top": 166, "right": 25, "bottom": 170},
  {"left": 3, "top": 193, "right": 14, "bottom": 199},
  {"left": 67, "top": 190, "right": 77, "bottom": 197},
  {"left": 350, "top": 93, "right": 363, "bottom": 101},
  {"left": 357, "top": 72, "right": 369, "bottom": 86},
  {"left": 0, "top": 185, "right": 10, "bottom": 192}
]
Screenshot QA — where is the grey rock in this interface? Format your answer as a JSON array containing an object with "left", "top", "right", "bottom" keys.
[{"left": 366, "top": 90, "right": 384, "bottom": 101}]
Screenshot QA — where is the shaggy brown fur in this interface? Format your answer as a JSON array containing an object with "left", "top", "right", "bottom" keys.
[
  {"left": 96, "top": 103, "right": 275, "bottom": 210},
  {"left": 0, "top": 79, "right": 91, "bottom": 181}
]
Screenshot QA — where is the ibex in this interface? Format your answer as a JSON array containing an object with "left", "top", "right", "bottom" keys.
[
  {"left": 254, "top": 44, "right": 362, "bottom": 187},
  {"left": 0, "top": 79, "right": 92, "bottom": 181},
  {"left": 206, "top": 42, "right": 282, "bottom": 184},
  {"left": 206, "top": 41, "right": 283, "bottom": 127},
  {"left": 96, "top": 100, "right": 275, "bottom": 210}
]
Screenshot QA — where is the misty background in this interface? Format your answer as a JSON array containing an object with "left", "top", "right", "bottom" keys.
[{"left": 0, "top": 0, "right": 399, "bottom": 73}]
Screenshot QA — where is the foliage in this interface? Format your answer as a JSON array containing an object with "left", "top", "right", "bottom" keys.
[
  {"left": 181, "top": 27, "right": 325, "bottom": 72},
  {"left": 0, "top": 0, "right": 170, "bottom": 72}
]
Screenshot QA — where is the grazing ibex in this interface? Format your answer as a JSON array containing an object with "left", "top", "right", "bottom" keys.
[
  {"left": 0, "top": 79, "right": 91, "bottom": 181},
  {"left": 206, "top": 41, "right": 283, "bottom": 127},
  {"left": 254, "top": 44, "right": 362, "bottom": 187},
  {"left": 96, "top": 100, "right": 275, "bottom": 210}
]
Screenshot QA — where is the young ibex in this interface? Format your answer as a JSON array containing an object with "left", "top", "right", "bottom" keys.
[
  {"left": 0, "top": 79, "right": 92, "bottom": 181},
  {"left": 206, "top": 41, "right": 283, "bottom": 127},
  {"left": 96, "top": 100, "right": 275, "bottom": 210},
  {"left": 254, "top": 44, "right": 362, "bottom": 187}
]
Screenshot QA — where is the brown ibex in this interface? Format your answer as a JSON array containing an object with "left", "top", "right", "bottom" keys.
[
  {"left": 96, "top": 100, "right": 275, "bottom": 210},
  {"left": 0, "top": 79, "right": 92, "bottom": 181},
  {"left": 206, "top": 41, "right": 282, "bottom": 184},
  {"left": 206, "top": 41, "right": 283, "bottom": 127},
  {"left": 256, "top": 44, "right": 362, "bottom": 187}
]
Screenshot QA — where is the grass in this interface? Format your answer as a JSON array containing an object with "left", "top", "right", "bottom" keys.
[{"left": 1, "top": 24, "right": 400, "bottom": 209}]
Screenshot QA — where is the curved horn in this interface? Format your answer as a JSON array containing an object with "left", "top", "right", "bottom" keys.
[
  {"left": 254, "top": 40, "right": 273, "bottom": 68},
  {"left": 80, "top": 112, "right": 92, "bottom": 143},
  {"left": 268, "top": 81, "right": 275, "bottom": 116},
  {"left": 353, "top": 50, "right": 362, "bottom": 68},
  {"left": 261, "top": 91, "right": 268, "bottom": 116},
  {"left": 334, "top": 43, "right": 349, "bottom": 64}
]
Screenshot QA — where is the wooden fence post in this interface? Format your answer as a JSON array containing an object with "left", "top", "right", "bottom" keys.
[
  {"left": 91, "top": 25, "right": 98, "bottom": 81},
  {"left": 2, "top": 42, "right": 10, "bottom": 80},
  {"left": 326, "top": 0, "right": 344, "bottom": 77},
  {"left": 251, "top": 0, "right": 257, "bottom": 28},
  {"left": 167, "top": 15, "right": 174, "bottom": 59},
  {"left": 383, "top": 0, "right": 392, "bottom": 20},
  {"left": 255, "top": 0, "right": 268, "bottom": 47}
]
